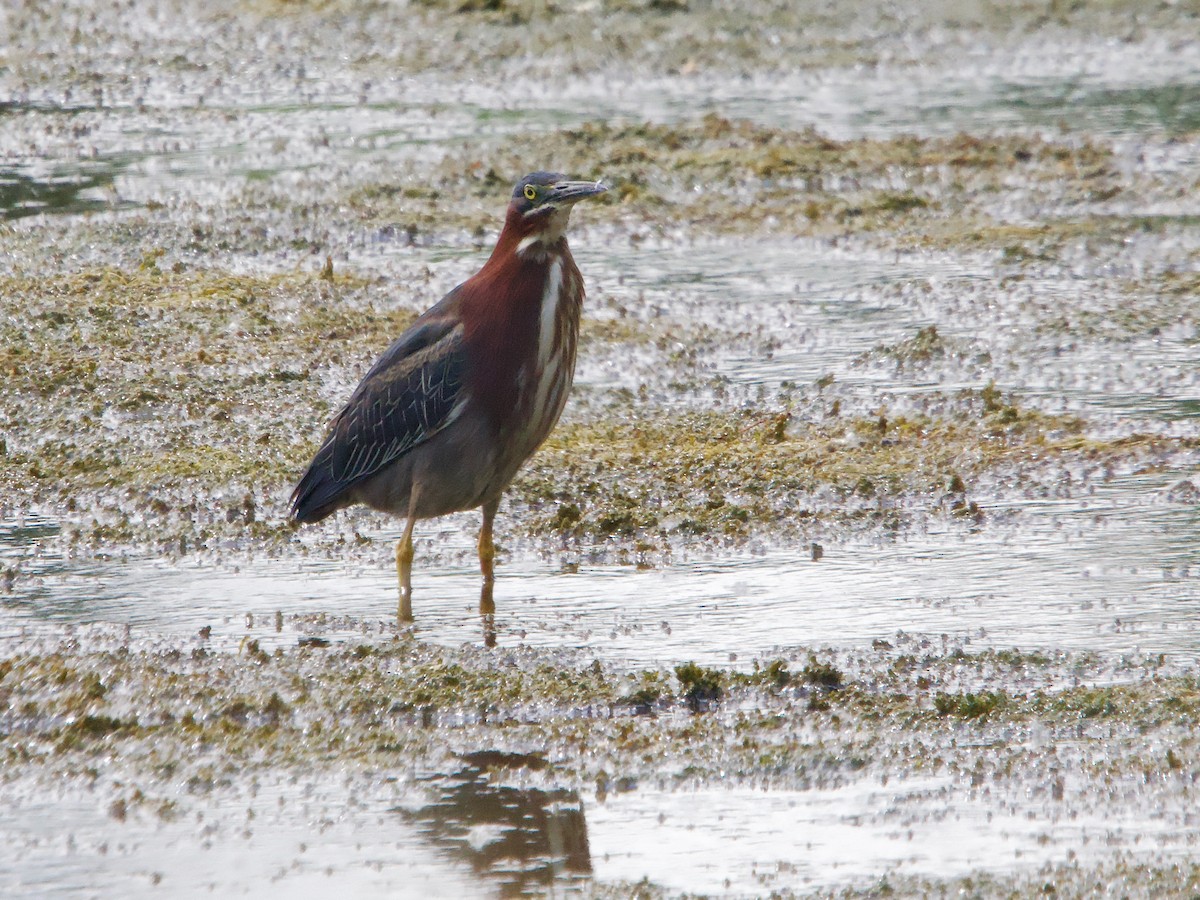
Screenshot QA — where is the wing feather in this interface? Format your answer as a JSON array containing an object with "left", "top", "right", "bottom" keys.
[{"left": 290, "top": 311, "right": 467, "bottom": 522}]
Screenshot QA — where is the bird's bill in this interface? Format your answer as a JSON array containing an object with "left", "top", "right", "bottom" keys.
[{"left": 546, "top": 179, "right": 607, "bottom": 205}]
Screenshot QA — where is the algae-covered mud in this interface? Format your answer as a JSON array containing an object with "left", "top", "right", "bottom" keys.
[{"left": 3, "top": 0, "right": 1200, "bottom": 896}]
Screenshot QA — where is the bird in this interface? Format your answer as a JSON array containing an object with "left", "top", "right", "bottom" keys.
[{"left": 290, "top": 171, "right": 606, "bottom": 630}]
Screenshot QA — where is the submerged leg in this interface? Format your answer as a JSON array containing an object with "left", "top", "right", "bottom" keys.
[
  {"left": 395, "top": 515, "right": 416, "bottom": 623},
  {"left": 475, "top": 496, "right": 499, "bottom": 609},
  {"left": 478, "top": 498, "right": 499, "bottom": 647},
  {"left": 478, "top": 499, "right": 499, "bottom": 591}
]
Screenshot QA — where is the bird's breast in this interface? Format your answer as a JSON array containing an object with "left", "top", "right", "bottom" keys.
[
  {"left": 532, "top": 256, "right": 564, "bottom": 398},
  {"left": 510, "top": 250, "right": 581, "bottom": 457},
  {"left": 534, "top": 255, "right": 576, "bottom": 398},
  {"left": 464, "top": 240, "right": 584, "bottom": 479}
]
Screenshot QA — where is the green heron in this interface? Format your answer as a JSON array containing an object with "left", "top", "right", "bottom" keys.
[{"left": 291, "top": 172, "right": 606, "bottom": 626}]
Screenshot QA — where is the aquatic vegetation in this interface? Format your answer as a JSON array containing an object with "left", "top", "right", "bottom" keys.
[
  {"left": 674, "top": 661, "right": 723, "bottom": 709},
  {"left": 800, "top": 658, "right": 844, "bottom": 689},
  {"left": 6, "top": 251, "right": 1188, "bottom": 562},
  {"left": 354, "top": 118, "right": 1121, "bottom": 249},
  {"left": 3, "top": 629, "right": 1196, "bottom": 838},
  {"left": 514, "top": 402, "right": 1189, "bottom": 542},
  {"left": 933, "top": 690, "right": 1007, "bottom": 719}
]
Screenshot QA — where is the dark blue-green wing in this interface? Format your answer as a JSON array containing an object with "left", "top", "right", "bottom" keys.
[{"left": 290, "top": 313, "right": 467, "bottom": 523}]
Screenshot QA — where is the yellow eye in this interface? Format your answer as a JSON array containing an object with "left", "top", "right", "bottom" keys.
[{"left": 523, "top": 184, "right": 537, "bottom": 202}]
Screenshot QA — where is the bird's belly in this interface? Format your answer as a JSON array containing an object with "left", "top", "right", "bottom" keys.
[{"left": 352, "top": 411, "right": 502, "bottom": 519}]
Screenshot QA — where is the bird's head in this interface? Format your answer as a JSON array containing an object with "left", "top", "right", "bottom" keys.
[{"left": 505, "top": 171, "right": 606, "bottom": 254}]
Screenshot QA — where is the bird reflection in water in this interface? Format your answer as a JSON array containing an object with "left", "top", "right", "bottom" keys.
[{"left": 395, "top": 750, "right": 591, "bottom": 894}]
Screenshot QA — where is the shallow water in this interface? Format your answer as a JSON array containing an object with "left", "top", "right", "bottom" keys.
[
  {"left": 5, "top": 731, "right": 1198, "bottom": 898},
  {"left": 0, "top": 769, "right": 483, "bottom": 898},
  {"left": 6, "top": 37, "right": 1200, "bottom": 222},
  {"left": 580, "top": 238, "right": 1200, "bottom": 422},
  {"left": 11, "top": 768, "right": 1200, "bottom": 900},
  {"left": 5, "top": 464, "right": 1200, "bottom": 670},
  {"left": 588, "top": 778, "right": 1200, "bottom": 895}
]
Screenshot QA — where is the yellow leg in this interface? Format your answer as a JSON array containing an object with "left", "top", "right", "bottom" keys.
[
  {"left": 395, "top": 516, "right": 416, "bottom": 623},
  {"left": 478, "top": 499, "right": 499, "bottom": 646},
  {"left": 478, "top": 502, "right": 497, "bottom": 585}
]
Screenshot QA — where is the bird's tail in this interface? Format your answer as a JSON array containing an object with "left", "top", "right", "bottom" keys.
[{"left": 289, "top": 460, "right": 346, "bottom": 524}]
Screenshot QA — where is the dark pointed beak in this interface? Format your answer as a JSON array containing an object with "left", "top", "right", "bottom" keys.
[{"left": 547, "top": 179, "right": 607, "bottom": 205}]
